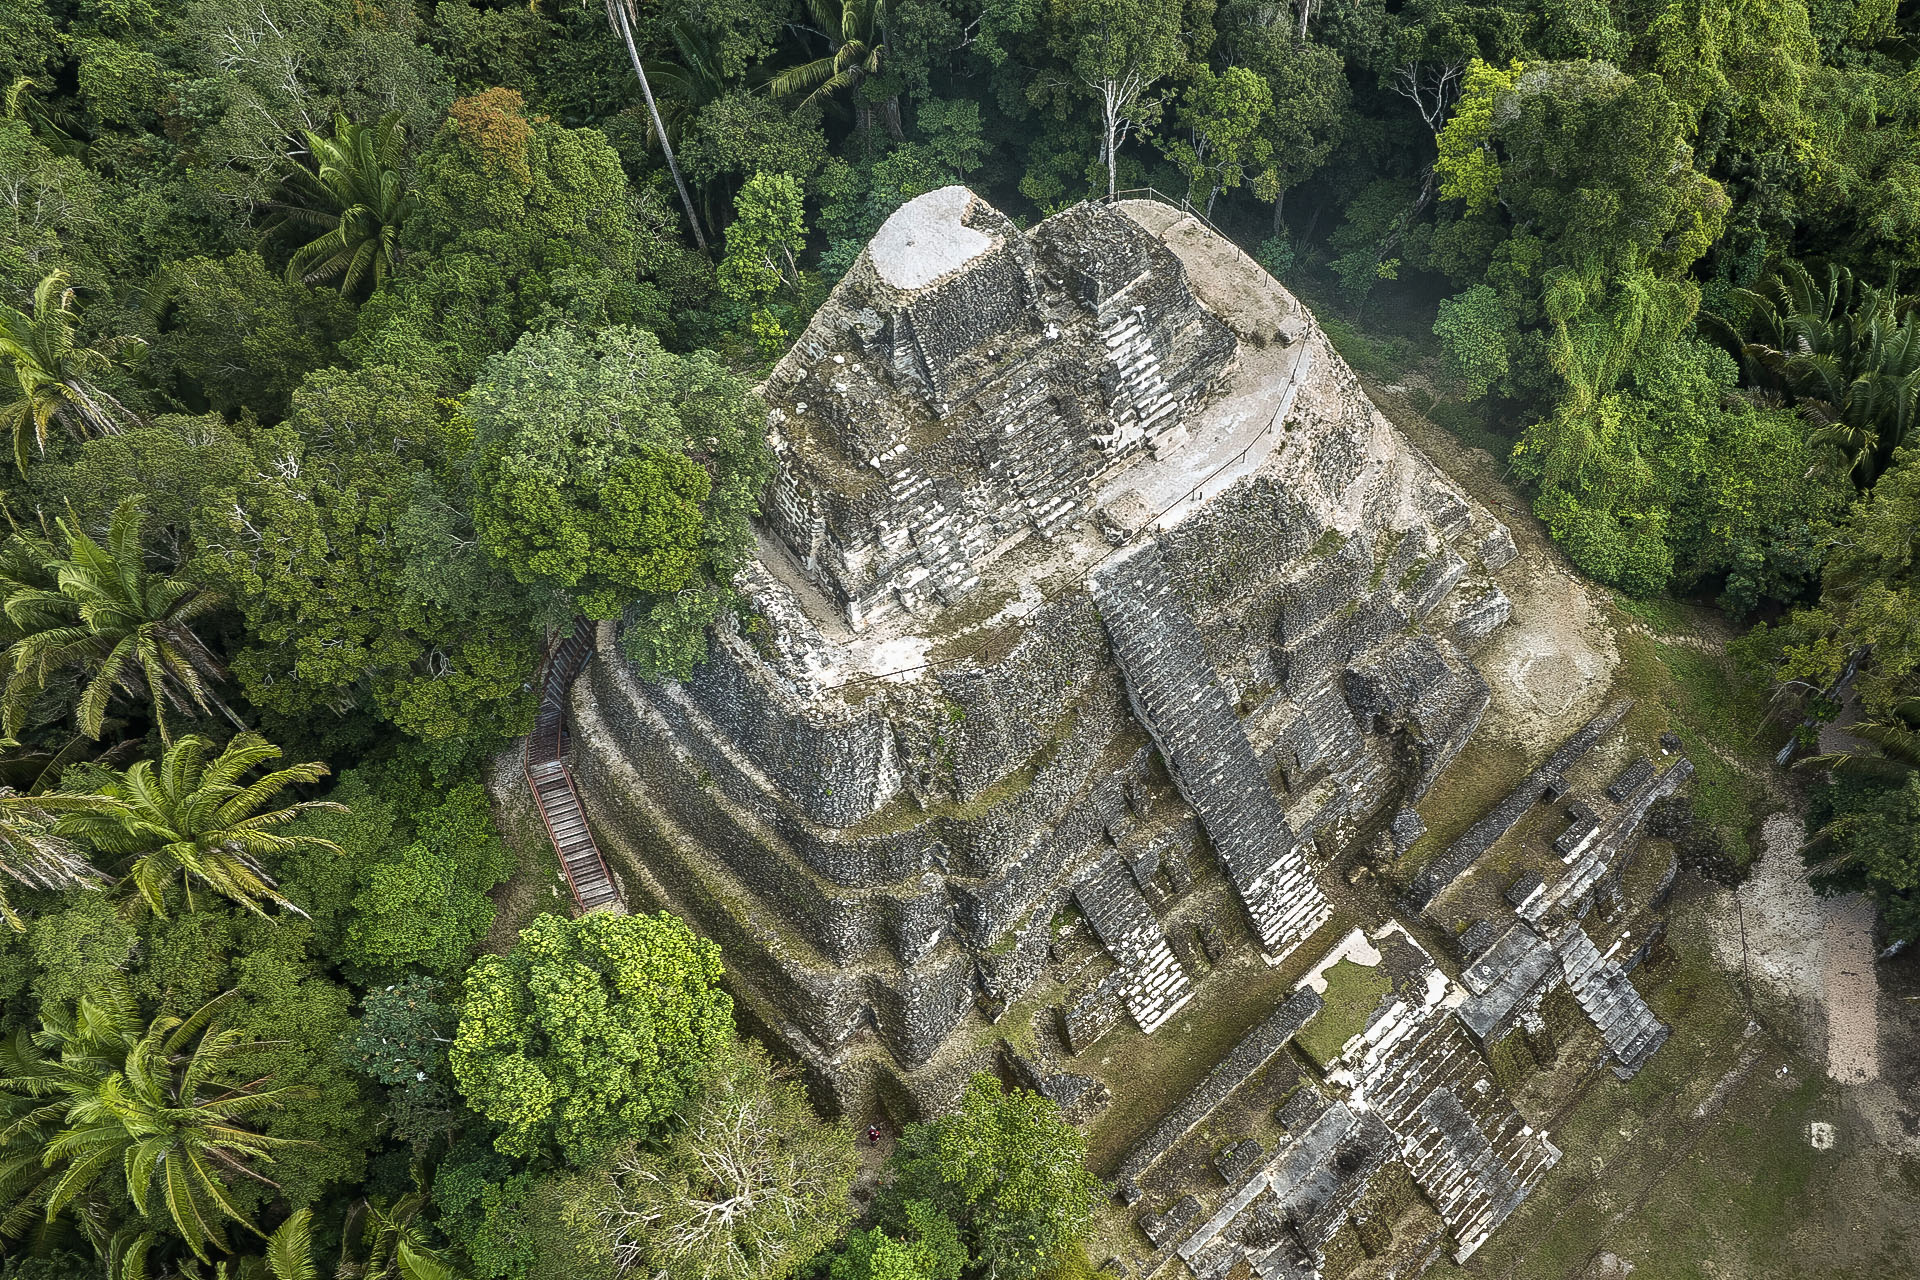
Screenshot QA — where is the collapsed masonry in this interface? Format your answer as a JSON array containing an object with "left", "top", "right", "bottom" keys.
[{"left": 554, "top": 188, "right": 1684, "bottom": 1274}]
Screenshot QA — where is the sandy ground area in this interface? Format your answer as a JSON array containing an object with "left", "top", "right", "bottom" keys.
[
  {"left": 1710, "top": 813, "right": 1880, "bottom": 1085},
  {"left": 1474, "top": 534, "right": 1619, "bottom": 757}
]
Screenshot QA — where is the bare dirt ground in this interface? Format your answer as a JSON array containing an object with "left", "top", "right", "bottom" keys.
[{"left": 1708, "top": 813, "right": 1882, "bottom": 1086}]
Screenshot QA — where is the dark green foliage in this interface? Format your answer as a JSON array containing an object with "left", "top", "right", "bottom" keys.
[
  {"left": 144, "top": 253, "right": 353, "bottom": 419},
  {"left": 284, "top": 761, "right": 511, "bottom": 978}
]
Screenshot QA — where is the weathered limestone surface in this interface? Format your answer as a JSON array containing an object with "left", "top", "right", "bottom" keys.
[
  {"left": 557, "top": 187, "right": 1683, "bottom": 1272},
  {"left": 573, "top": 187, "right": 1525, "bottom": 1117}
]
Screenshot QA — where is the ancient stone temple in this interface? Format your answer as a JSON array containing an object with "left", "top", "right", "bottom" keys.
[{"left": 549, "top": 187, "right": 1685, "bottom": 1274}]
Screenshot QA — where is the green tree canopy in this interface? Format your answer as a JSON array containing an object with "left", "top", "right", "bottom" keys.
[
  {"left": 448, "top": 911, "right": 733, "bottom": 1165},
  {"left": 882, "top": 1074, "right": 1101, "bottom": 1280},
  {"left": 468, "top": 324, "right": 773, "bottom": 677}
]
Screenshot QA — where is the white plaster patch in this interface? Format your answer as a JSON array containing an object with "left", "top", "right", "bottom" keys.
[
  {"left": 1809, "top": 1121, "right": 1836, "bottom": 1150},
  {"left": 865, "top": 637, "right": 932, "bottom": 682},
  {"left": 1296, "top": 927, "right": 1381, "bottom": 994},
  {"left": 869, "top": 187, "right": 994, "bottom": 290}
]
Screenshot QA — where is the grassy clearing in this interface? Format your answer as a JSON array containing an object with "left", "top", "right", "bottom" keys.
[
  {"left": 1607, "top": 619, "right": 1781, "bottom": 865},
  {"left": 1081, "top": 909, "right": 1355, "bottom": 1175}
]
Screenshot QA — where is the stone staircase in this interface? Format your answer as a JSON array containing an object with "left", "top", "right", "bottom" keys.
[
  {"left": 983, "top": 365, "right": 1092, "bottom": 540},
  {"left": 1360, "top": 1012, "right": 1561, "bottom": 1262},
  {"left": 1074, "top": 852, "right": 1194, "bottom": 1033},
  {"left": 1552, "top": 926, "right": 1669, "bottom": 1079},
  {"left": 1091, "top": 543, "right": 1331, "bottom": 960},
  {"left": 525, "top": 619, "right": 623, "bottom": 914},
  {"left": 1097, "top": 305, "right": 1178, "bottom": 453}
]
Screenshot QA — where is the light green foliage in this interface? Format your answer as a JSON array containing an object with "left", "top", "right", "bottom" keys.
[
  {"left": 469, "top": 325, "right": 772, "bottom": 675},
  {"left": 1519, "top": 329, "right": 1846, "bottom": 602},
  {"left": 191, "top": 365, "right": 541, "bottom": 754},
  {"left": 1435, "top": 59, "right": 1521, "bottom": 216},
  {"left": 1491, "top": 62, "right": 1728, "bottom": 281},
  {"left": 885, "top": 1074, "right": 1101, "bottom": 1280},
  {"left": 449, "top": 911, "right": 733, "bottom": 1165},
  {"left": 36, "top": 731, "right": 340, "bottom": 918},
  {"left": 830, "top": 1201, "right": 966, "bottom": 1280},
  {"left": 593, "top": 1038, "right": 857, "bottom": 1280},
  {"left": 43, "top": 416, "right": 251, "bottom": 554},
  {"left": 0, "top": 499, "right": 237, "bottom": 743},
  {"left": 144, "top": 252, "right": 351, "bottom": 420},
  {"left": 1432, "top": 284, "right": 1514, "bottom": 398},
  {"left": 1165, "top": 66, "right": 1273, "bottom": 215},
  {"left": 718, "top": 172, "right": 806, "bottom": 305},
  {"left": 0, "top": 269, "right": 144, "bottom": 472}
]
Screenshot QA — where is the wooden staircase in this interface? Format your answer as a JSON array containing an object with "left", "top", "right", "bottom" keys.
[{"left": 524, "top": 618, "right": 623, "bottom": 914}]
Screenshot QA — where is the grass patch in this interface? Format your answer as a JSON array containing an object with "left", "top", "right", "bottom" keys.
[
  {"left": 1296, "top": 958, "right": 1392, "bottom": 1068},
  {"left": 1610, "top": 621, "right": 1780, "bottom": 865},
  {"left": 1440, "top": 905, "right": 1920, "bottom": 1279}
]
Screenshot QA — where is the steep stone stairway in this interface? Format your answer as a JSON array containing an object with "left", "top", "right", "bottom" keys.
[
  {"left": 1073, "top": 852, "right": 1194, "bottom": 1033},
  {"left": 1360, "top": 1010, "right": 1562, "bottom": 1261},
  {"left": 1090, "top": 543, "right": 1331, "bottom": 960},
  {"left": 1097, "top": 305, "right": 1178, "bottom": 452},
  {"left": 524, "top": 618, "right": 624, "bottom": 914},
  {"left": 1552, "top": 926, "right": 1668, "bottom": 1079}
]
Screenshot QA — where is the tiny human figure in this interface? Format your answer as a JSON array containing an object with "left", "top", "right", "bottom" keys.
[{"left": 867, "top": 1125, "right": 881, "bottom": 1146}]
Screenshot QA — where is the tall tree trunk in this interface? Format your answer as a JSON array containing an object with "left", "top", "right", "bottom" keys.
[
  {"left": 607, "top": 0, "right": 708, "bottom": 252},
  {"left": 883, "top": 95, "right": 905, "bottom": 142},
  {"left": 1298, "top": 0, "right": 1312, "bottom": 40},
  {"left": 1102, "top": 85, "right": 1120, "bottom": 200},
  {"left": 1272, "top": 187, "right": 1287, "bottom": 237}
]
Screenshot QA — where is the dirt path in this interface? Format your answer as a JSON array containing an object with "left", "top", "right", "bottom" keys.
[
  {"left": 1710, "top": 813, "right": 1880, "bottom": 1085},
  {"left": 1823, "top": 894, "right": 1881, "bottom": 1084}
]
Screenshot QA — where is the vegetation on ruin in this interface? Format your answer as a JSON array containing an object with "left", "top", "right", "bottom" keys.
[
  {"left": 0, "top": 0, "right": 1914, "bottom": 1276},
  {"left": 1295, "top": 957, "right": 1394, "bottom": 1067}
]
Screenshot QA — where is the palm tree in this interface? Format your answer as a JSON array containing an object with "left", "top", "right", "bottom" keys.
[
  {"left": 0, "top": 783, "right": 106, "bottom": 931},
  {"left": 0, "top": 270, "right": 144, "bottom": 473},
  {"left": 276, "top": 113, "right": 414, "bottom": 299},
  {"left": 769, "top": 0, "right": 891, "bottom": 131},
  {"left": 603, "top": 0, "right": 710, "bottom": 252},
  {"left": 0, "top": 500, "right": 241, "bottom": 743},
  {"left": 1707, "top": 261, "right": 1920, "bottom": 485},
  {"left": 0, "top": 985, "right": 299, "bottom": 1261},
  {"left": 246, "top": 1199, "right": 469, "bottom": 1280},
  {"left": 31, "top": 732, "right": 342, "bottom": 919}
]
